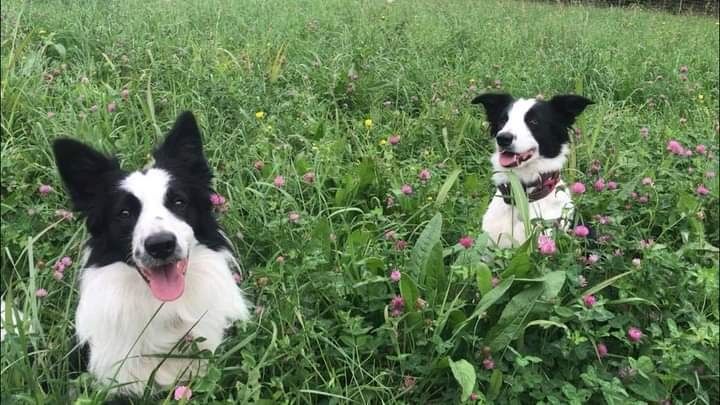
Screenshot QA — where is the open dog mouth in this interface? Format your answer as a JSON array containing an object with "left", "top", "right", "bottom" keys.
[
  {"left": 139, "top": 259, "right": 189, "bottom": 302},
  {"left": 498, "top": 148, "right": 536, "bottom": 168}
]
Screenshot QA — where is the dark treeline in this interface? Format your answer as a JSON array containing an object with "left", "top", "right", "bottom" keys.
[{"left": 533, "top": 0, "right": 719, "bottom": 15}]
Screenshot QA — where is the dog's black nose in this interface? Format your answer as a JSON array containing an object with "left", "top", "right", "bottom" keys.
[
  {"left": 496, "top": 132, "right": 514, "bottom": 148},
  {"left": 145, "top": 233, "right": 177, "bottom": 259}
]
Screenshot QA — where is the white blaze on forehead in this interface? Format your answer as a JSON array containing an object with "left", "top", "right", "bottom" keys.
[
  {"left": 120, "top": 168, "right": 195, "bottom": 260},
  {"left": 506, "top": 98, "right": 537, "bottom": 125},
  {"left": 498, "top": 98, "right": 539, "bottom": 154},
  {"left": 121, "top": 168, "right": 172, "bottom": 206}
]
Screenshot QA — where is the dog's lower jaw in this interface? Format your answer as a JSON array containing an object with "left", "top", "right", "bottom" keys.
[
  {"left": 75, "top": 245, "right": 249, "bottom": 397},
  {"left": 482, "top": 181, "right": 573, "bottom": 248},
  {"left": 491, "top": 144, "right": 569, "bottom": 186}
]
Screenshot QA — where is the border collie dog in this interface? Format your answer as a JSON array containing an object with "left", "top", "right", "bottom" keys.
[
  {"left": 53, "top": 112, "right": 249, "bottom": 397},
  {"left": 472, "top": 93, "right": 593, "bottom": 247}
]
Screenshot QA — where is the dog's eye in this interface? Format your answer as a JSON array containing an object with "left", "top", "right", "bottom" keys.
[
  {"left": 528, "top": 119, "right": 539, "bottom": 126},
  {"left": 118, "top": 209, "right": 131, "bottom": 219},
  {"left": 173, "top": 198, "right": 186, "bottom": 208}
]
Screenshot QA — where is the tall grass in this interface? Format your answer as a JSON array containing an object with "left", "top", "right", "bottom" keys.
[{"left": 1, "top": 0, "right": 718, "bottom": 403}]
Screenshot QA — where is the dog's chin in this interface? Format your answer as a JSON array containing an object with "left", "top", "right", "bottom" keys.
[
  {"left": 138, "top": 258, "right": 189, "bottom": 302},
  {"left": 495, "top": 148, "right": 537, "bottom": 169}
]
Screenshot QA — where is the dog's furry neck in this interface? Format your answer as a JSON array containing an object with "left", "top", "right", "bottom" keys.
[{"left": 75, "top": 245, "right": 249, "bottom": 396}]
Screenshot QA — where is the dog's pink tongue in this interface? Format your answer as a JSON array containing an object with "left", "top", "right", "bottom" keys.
[
  {"left": 146, "top": 260, "right": 187, "bottom": 302},
  {"left": 499, "top": 151, "right": 518, "bottom": 167}
]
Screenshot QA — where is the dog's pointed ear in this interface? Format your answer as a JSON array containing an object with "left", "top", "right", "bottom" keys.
[
  {"left": 155, "top": 111, "right": 204, "bottom": 160},
  {"left": 471, "top": 93, "right": 514, "bottom": 126},
  {"left": 549, "top": 95, "right": 594, "bottom": 123},
  {"left": 154, "top": 111, "right": 212, "bottom": 183},
  {"left": 53, "top": 139, "right": 120, "bottom": 212}
]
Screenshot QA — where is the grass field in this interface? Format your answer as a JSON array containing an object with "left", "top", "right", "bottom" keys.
[{"left": 1, "top": 0, "right": 719, "bottom": 403}]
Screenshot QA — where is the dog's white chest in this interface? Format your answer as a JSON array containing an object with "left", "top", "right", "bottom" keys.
[
  {"left": 75, "top": 247, "right": 249, "bottom": 395},
  {"left": 482, "top": 184, "right": 573, "bottom": 247}
]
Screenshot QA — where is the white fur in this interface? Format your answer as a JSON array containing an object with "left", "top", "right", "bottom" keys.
[
  {"left": 0, "top": 300, "right": 24, "bottom": 342},
  {"left": 121, "top": 169, "right": 194, "bottom": 262},
  {"left": 497, "top": 98, "right": 538, "bottom": 156},
  {"left": 76, "top": 245, "right": 249, "bottom": 395},
  {"left": 483, "top": 98, "right": 574, "bottom": 247},
  {"left": 491, "top": 144, "right": 570, "bottom": 186},
  {"left": 482, "top": 182, "right": 573, "bottom": 247}
]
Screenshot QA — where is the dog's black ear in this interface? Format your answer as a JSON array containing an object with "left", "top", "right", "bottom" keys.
[
  {"left": 53, "top": 139, "right": 120, "bottom": 213},
  {"left": 549, "top": 95, "right": 594, "bottom": 124},
  {"left": 154, "top": 111, "right": 212, "bottom": 184},
  {"left": 471, "top": 93, "right": 514, "bottom": 129}
]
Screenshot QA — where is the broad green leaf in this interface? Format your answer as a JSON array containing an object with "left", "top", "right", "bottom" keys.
[
  {"left": 435, "top": 169, "right": 462, "bottom": 207},
  {"left": 310, "top": 218, "right": 332, "bottom": 256},
  {"left": 312, "top": 120, "right": 325, "bottom": 140},
  {"left": 474, "top": 232, "right": 489, "bottom": 251},
  {"left": 463, "top": 173, "right": 481, "bottom": 195},
  {"left": 453, "top": 244, "right": 483, "bottom": 266},
  {"left": 410, "top": 213, "right": 443, "bottom": 295},
  {"left": 581, "top": 367, "right": 631, "bottom": 405},
  {"left": 488, "top": 369, "right": 503, "bottom": 400},
  {"left": 344, "top": 229, "right": 370, "bottom": 257},
  {"left": 334, "top": 159, "right": 376, "bottom": 205},
  {"left": 362, "top": 257, "right": 384, "bottom": 272},
  {"left": 449, "top": 358, "right": 476, "bottom": 401},
  {"left": 469, "top": 276, "right": 515, "bottom": 321},
  {"left": 501, "top": 250, "right": 531, "bottom": 279},
  {"left": 52, "top": 43, "right": 66, "bottom": 58},
  {"left": 636, "top": 356, "right": 655, "bottom": 375},
  {"left": 294, "top": 153, "right": 310, "bottom": 175},
  {"left": 423, "top": 242, "right": 446, "bottom": 304},
  {"left": 399, "top": 276, "right": 419, "bottom": 311},
  {"left": 476, "top": 263, "right": 492, "bottom": 295},
  {"left": 541, "top": 271, "right": 566, "bottom": 300},
  {"left": 356, "top": 159, "right": 376, "bottom": 189},
  {"left": 434, "top": 356, "right": 450, "bottom": 370},
  {"left": 676, "top": 192, "right": 700, "bottom": 214},
  {"left": 554, "top": 306, "right": 575, "bottom": 319},
  {"left": 627, "top": 376, "right": 665, "bottom": 402},
  {"left": 335, "top": 174, "right": 359, "bottom": 206},
  {"left": 447, "top": 310, "right": 467, "bottom": 330},
  {"left": 486, "top": 283, "right": 544, "bottom": 351},
  {"left": 192, "top": 366, "right": 221, "bottom": 391},
  {"left": 411, "top": 213, "right": 443, "bottom": 277}
]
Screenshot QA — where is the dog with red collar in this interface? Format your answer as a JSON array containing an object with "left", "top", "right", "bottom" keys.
[{"left": 472, "top": 93, "right": 593, "bottom": 247}]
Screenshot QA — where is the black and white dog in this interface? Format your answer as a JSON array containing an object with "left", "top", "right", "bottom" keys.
[
  {"left": 53, "top": 112, "right": 249, "bottom": 396},
  {"left": 472, "top": 93, "right": 593, "bottom": 247}
]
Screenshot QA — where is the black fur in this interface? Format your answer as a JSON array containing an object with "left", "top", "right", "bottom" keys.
[
  {"left": 53, "top": 140, "right": 136, "bottom": 267},
  {"left": 52, "top": 111, "right": 228, "bottom": 269},
  {"left": 52, "top": 111, "right": 228, "bottom": 404},
  {"left": 153, "top": 112, "right": 227, "bottom": 251},
  {"left": 473, "top": 93, "right": 594, "bottom": 159},
  {"left": 472, "top": 93, "right": 514, "bottom": 136}
]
